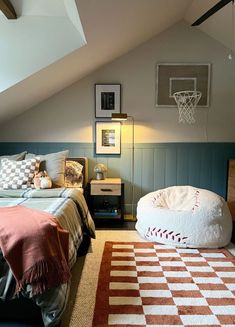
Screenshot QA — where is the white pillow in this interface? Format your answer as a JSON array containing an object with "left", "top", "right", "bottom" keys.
[
  {"left": 26, "top": 150, "right": 69, "bottom": 187},
  {"left": 0, "top": 157, "right": 40, "bottom": 189}
]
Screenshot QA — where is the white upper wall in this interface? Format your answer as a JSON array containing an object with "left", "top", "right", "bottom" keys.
[
  {"left": 0, "top": 0, "right": 193, "bottom": 123},
  {"left": 0, "top": 21, "right": 234, "bottom": 143}
]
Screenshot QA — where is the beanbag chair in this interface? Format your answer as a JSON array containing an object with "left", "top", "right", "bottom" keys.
[{"left": 135, "top": 186, "right": 232, "bottom": 248}]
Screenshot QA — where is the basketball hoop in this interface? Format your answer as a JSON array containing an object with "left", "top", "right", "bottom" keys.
[{"left": 173, "top": 90, "right": 202, "bottom": 124}]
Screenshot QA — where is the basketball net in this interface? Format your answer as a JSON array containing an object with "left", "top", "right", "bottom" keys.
[{"left": 173, "top": 90, "right": 202, "bottom": 124}]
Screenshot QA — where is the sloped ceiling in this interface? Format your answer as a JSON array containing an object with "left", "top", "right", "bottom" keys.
[
  {"left": 185, "top": 0, "right": 235, "bottom": 54},
  {"left": 0, "top": 0, "right": 86, "bottom": 92},
  {"left": 0, "top": 0, "right": 234, "bottom": 124}
]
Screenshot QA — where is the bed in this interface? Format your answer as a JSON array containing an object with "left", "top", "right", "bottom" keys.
[{"left": 0, "top": 154, "right": 95, "bottom": 327}]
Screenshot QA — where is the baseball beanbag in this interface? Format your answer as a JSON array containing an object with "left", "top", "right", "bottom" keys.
[{"left": 135, "top": 186, "right": 232, "bottom": 248}]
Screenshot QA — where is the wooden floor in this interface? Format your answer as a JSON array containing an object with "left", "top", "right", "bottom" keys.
[{"left": 94, "top": 219, "right": 136, "bottom": 230}]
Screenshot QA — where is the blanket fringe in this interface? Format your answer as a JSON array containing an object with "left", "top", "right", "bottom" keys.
[{"left": 15, "top": 256, "right": 71, "bottom": 296}]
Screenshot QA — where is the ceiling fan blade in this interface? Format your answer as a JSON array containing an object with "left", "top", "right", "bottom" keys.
[{"left": 192, "top": 0, "right": 233, "bottom": 26}]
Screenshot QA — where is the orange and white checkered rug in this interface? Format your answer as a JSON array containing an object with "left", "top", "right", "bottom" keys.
[{"left": 92, "top": 241, "right": 235, "bottom": 326}]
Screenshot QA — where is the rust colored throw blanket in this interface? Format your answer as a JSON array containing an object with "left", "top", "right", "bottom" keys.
[{"left": 0, "top": 205, "right": 70, "bottom": 295}]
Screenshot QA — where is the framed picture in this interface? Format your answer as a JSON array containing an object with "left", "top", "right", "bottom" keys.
[
  {"left": 95, "top": 84, "right": 121, "bottom": 118},
  {"left": 155, "top": 63, "right": 211, "bottom": 107},
  {"left": 95, "top": 121, "right": 121, "bottom": 155}
]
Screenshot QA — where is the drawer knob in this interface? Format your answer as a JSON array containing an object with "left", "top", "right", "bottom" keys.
[{"left": 101, "top": 188, "right": 113, "bottom": 192}]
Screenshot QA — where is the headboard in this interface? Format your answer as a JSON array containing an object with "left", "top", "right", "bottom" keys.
[{"left": 66, "top": 157, "right": 88, "bottom": 189}]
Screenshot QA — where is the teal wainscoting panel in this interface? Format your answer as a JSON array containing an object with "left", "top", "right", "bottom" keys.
[
  {"left": 134, "top": 148, "right": 143, "bottom": 206},
  {"left": 188, "top": 146, "right": 202, "bottom": 188},
  {"left": 142, "top": 148, "right": 154, "bottom": 196},
  {"left": 118, "top": 147, "right": 132, "bottom": 213},
  {"left": 210, "top": 144, "right": 233, "bottom": 196},
  {"left": 154, "top": 147, "right": 166, "bottom": 190},
  {"left": 200, "top": 146, "right": 212, "bottom": 191},
  {"left": 1, "top": 142, "right": 235, "bottom": 213},
  {"left": 176, "top": 146, "right": 189, "bottom": 186},
  {"left": 106, "top": 157, "right": 121, "bottom": 179},
  {"left": 165, "top": 147, "right": 177, "bottom": 187}
]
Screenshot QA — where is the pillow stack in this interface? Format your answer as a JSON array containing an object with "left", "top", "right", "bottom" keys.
[
  {"left": 0, "top": 151, "right": 27, "bottom": 169},
  {"left": 26, "top": 150, "right": 69, "bottom": 187},
  {"left": 0, "top": 150, "right": 69, "bottom": 190}
]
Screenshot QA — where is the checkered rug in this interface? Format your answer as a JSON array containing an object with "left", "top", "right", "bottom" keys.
[{"left": 92, "top": 241, "right": 235, "bottom": 326}]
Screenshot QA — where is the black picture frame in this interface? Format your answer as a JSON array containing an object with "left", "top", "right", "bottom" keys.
[{"left": 95, "top": 84, "right": 121, "bottom": 118}]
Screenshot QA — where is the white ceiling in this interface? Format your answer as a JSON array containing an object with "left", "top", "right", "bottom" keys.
[{"left": 0, "top": 0, "right": 234, "bottom": 124}]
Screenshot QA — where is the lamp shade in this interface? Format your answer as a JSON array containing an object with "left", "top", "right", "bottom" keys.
[{"left": 111, "top": 113, "right": 128, "bottom": 121}]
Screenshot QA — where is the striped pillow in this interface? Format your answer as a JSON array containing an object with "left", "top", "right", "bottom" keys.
[{"left": 0, "top": 157, "right": 40, "bottom": 189}]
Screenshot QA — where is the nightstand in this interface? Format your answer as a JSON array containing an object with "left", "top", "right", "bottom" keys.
[{"left": 87, "top": 178, "right": 124, "bottom": 220}]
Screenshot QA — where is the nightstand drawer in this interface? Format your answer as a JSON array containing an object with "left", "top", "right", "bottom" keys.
[{"left": 90, "top": 183, "right": 121, "bottom": 196}]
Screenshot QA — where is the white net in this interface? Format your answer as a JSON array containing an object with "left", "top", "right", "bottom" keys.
[{"left": 173, "top": 90, "right": 202, "bottom": 124}]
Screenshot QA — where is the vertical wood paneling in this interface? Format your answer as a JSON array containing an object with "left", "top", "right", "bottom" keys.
[
  {"left": 119, "top": 147, "right": 131, "bottom": 209},
  {"left": 200, "top": 146, "right": 213, "bottom": 191},
  {"left": 176, "top": 146, "right": 189, "bottom": 186},
  {"left": 211, "top": 146, "right": 228, "bottom": 197},
  {"left": 1, "top": 142, "right": 235, "bottom": 211},
  {"left": 69, "top": 146, "right": 85, "bottom": 158},
  {"left": 134, "top": 148, "right": 142, "bottom": 205},
  {"left": 165, "top": 147, "right": 177, "bottom": 187},
  {"left": 107, "top": 157, "right": 121, "bottom": 178},
  {"left": 154, "top": 147, "right": 166, "bottom": 190},
  {"left": 141, "top": 148, "right": 154, "bottom": 196},
  {"left": 188, "top": 146, "right": 201, "bottom": 187}
]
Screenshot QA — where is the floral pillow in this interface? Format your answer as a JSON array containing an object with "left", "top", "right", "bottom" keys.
[{"left": 64, "top": 160, "right": 83, "bottom": 188}]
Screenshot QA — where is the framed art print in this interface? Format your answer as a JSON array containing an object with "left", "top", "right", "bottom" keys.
[
  {"left": 95, "top": 84, "right": 121, "bottom": 118},
  {"left": 95, "top": 121, "right": 121, "bottom": 155}
]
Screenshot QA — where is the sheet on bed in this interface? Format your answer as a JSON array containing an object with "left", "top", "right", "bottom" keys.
[{"left": 0, "top": 188, "right": 95, "bottom": 327}]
